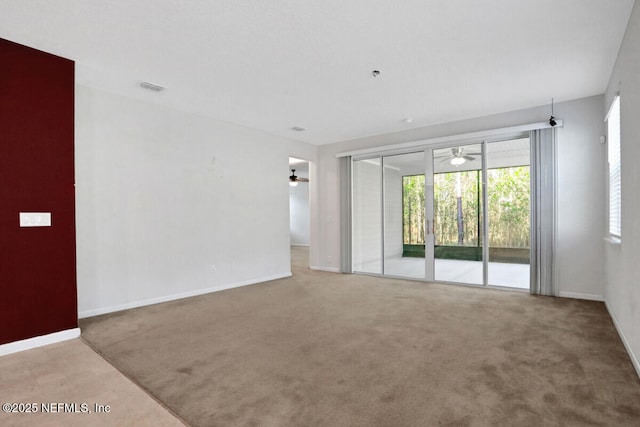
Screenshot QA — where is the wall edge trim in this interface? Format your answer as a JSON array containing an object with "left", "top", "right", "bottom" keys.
[
  {"left": 310, "top": 266, "right": 341, "bottom": 273},
  {"left": 78, "top": 272, "right": 292, "bottom": 319},
  {"left": 558, "top": 291, "right": 604, "bottom": 301},
  {"left": 0, "top": 328, "right": 81, "bottom": 357},
  {"left": 605, "top": 300, "right": 640, "bottom": 379}
]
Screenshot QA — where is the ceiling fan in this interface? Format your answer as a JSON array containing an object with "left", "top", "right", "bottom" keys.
[
  {"left": 289, "top": 169, "right": 309, "bottom": 187},
  {"left": 438, "top": 147, "right": 480, "bottom": 166}
]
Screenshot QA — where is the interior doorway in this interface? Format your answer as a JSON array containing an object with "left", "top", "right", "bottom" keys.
[{"left": 289, "top": 157, "right": 310, "bottom": 270}]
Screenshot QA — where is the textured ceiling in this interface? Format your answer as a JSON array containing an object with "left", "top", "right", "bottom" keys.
[{"left": 0, "top": 0, "right": 635, "bottom": 145}]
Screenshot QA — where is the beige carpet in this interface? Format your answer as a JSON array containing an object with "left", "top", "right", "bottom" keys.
[
  {"left": 81, "top": 248, "right": 640, "bottom": 426},
  {"left": 0, "top": 339, "right": 184, "bottom": 427}
]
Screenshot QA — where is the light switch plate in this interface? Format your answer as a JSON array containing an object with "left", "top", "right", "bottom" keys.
[{"left": 19, "top": 212, "right": 52, "bottom": 227}]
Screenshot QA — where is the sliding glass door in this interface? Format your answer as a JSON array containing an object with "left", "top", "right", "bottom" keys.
[
  {"left": 430, "top": 140, "right": 531, "bottom": 288},
  {"left": 351, "top": 137, "right": 532, "bottom": 290},
  {"left": 383, "top": 152, "right": 426, "bottom": 279},
  {"left": 352, "top": 152, "right": 427, "bottom": 278},
  {"left": 486, "top": 138, "right": 530, "bottom": 289},
  {"left": 352, "top": 158, "right": 382, "bottom": 274},
  {"left": 433, "top": 143, "right": 484, "bottom": 285}
]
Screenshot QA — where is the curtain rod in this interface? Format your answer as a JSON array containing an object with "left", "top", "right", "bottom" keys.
[{"left": 335, "top": 120, "right": 562, "bottom": 158}]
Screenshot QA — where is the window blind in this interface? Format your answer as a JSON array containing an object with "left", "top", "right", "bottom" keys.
[{"left": 606, "top": 96, "right": 621, "bottom": 238}]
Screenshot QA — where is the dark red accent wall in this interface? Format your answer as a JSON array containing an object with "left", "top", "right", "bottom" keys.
[{"left": 0, "top": 38, "right": 77, "bottom": 345}]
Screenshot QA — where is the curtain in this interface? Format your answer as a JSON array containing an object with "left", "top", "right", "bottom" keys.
[
  {"left": 530, "top": 128, "right": 556, "bottom": 296},
  {"left": 339, "top": 156, "right": 352, "bottom": 273}
]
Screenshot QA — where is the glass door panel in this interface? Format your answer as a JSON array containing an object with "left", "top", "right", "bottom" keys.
[
  {"left": 432, "top": 144, "right": 484, "bottom": 285},
  {"left": 383, "top": 152, "right": 426, "bottom": 279},
  {"left": 486, "top": 138, "right": 531, "bottom": 289},
  {"left": 352, "top": 157, "right": 382, "bottom": 274}
]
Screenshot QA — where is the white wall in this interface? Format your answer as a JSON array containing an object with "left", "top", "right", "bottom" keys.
[
  {"left": 289, "top": 163, "right": 310, "bottom": 246},
  {"left": 604, "top": 0, "right": 640, "bottom": 376},
  {"left": 75, "top": 85, "right": 316, "bottom": 317},
  {"left": 554, "top": 97, "right": 607, "bottom": 300},
  {"left": 316, "top": 95, "right": 606, "bottom": 300}
]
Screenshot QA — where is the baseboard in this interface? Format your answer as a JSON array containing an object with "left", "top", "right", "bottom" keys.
[
  {"left": 605, "top": 300, "right": 640, "bottom": 379},
  {"left": 309, "top": 265, "right": 341, "bottom": 273},
  {"left": 290, "top": 243, "right": 310, "bottom": 247},
  {"left": 558, "top": 291, "right": 604, "bottom": 301},
  {"left": 78, "top": 272, "right": 292, "bottom": 319},
  {"left": 0, "top": 328, "right": 81, "bottom": 357}
]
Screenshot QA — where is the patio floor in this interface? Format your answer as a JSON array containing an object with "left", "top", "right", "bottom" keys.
[{"left": 378, "top": 257, "right": 530, "bottom": 289}]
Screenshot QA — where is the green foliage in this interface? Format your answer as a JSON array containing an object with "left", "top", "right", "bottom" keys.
[
  {"left": 402, "top": 166, "right": 530, "bottom": 249},
  {"left": 487, "top": 167, "right": 530, "bottom": 248},
  {"left": 402, "top": 175, "right": 425, "bottom": 244},
  {"left": 433, "top": 171, "right": 480, "bottom": 246}
]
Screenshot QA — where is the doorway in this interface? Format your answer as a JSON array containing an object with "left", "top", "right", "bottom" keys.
[
  {"left": 289, "top": 157, "right": 310, "bottom": 270},
  {"left": 351, "top": 136, "right": 531, "bottom": 290}
]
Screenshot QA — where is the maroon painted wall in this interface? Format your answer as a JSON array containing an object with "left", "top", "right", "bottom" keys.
[{"left": 0, "top": 38, "right": 77, "bottom": 345}]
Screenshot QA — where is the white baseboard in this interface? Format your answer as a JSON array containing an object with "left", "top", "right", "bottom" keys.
[
  {"left": 78, "top": 272, "right": 292, "bottom": 319},
  {"left": 0, "top": 328, "right": 81, "bottom": 357},
  {"left": 309, "top": 265, "right": 341, "bottom": 273},
  {"left": 605, "top": 300, "right": 640, "bottom": 379},
  {"left": 558, "top": 291, "right": 604, "bottom": 301},
  {"left": 290, "top": 243, "right": 310, "bottom": 247}
]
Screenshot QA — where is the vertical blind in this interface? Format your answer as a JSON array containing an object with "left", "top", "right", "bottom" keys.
[
  {"left": 530, "top": 128, "right": 555, "bottom": 296},
  {"left": 607, "top": 96, "right": 621, "bottom": 238},
  {"left": 339, "top": 156, "right": 352, "bottom": 272}
]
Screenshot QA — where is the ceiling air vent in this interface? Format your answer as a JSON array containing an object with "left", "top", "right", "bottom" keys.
[{"left": 139, "top": 81, "right": 165, "bottom": 92}]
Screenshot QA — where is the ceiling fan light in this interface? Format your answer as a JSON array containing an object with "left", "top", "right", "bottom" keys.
[
  {"left": 289, "top": 181, "right": 298, "bottom": 187},
  {"left": 450, "top": 157, "right": 466, "bottom": 166}
]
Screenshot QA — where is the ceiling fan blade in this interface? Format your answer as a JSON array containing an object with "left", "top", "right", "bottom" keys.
[
  {"left": 463, "top": 156, "right": 475, "bottom": 161},
  {"left": 439, "top": 157, "right": 451, "bottom": 163},
  {"left": 296, "top": 177, "right": 309, "bottom": 182}
]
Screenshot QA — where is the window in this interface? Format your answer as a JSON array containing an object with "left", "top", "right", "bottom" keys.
[{"left": 606, "top": 95, "right": 621, "bottom": 238}]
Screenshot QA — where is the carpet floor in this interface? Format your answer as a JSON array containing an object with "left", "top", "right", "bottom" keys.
[
  {"left": 80, "top": 248, "right": 640, "bottom": 426},
  {"left": 0, "top": 339, "right": 184, "bottom": 427}
]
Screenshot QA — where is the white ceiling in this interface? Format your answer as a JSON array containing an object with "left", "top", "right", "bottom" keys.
[{"left": 1, "top": 0, "right": 634, "bottom": 145}]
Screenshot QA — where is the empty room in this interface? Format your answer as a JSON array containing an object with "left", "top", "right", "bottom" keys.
[{"left": 2, "top": 1, "right": 640, "bottom": 426}]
